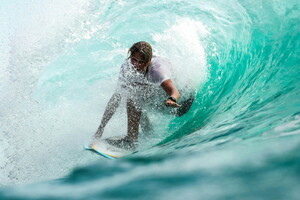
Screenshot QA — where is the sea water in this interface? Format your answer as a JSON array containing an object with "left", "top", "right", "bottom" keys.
[{"left": 0, "top": 0, "right": 299, "bottom": 199}]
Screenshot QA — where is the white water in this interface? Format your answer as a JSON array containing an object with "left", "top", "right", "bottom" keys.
[{"left": 0, "top": 0, "right": 209, "bottom": 185}]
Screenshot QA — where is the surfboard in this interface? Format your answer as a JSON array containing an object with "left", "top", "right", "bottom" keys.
[{"left": 85, "top": 136, "right": 134, "bottom": 159}]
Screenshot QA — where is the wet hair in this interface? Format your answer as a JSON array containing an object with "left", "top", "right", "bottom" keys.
[{"left": 128, "top": 41, "right": 153, "bottom": 66}]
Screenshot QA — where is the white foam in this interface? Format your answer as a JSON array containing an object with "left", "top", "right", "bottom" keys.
[
  {"left": 152, "top": 18, "right": 210, "bottom": 93},
  {"left": 0, "top": 0, "right": 100, "bottom": 185}
]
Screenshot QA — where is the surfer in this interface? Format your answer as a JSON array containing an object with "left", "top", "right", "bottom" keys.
[{"left": 93, "top": 41, "right": 193, "bottom": 150}]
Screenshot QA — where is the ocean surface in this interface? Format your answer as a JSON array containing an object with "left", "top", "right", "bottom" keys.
[{"left": 0, "top": 0, "right": 299, "bottom": 199}]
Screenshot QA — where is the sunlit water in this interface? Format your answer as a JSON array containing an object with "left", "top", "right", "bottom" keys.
[{"left": 0, "top": 0, "right": 299, "bottom": 199}]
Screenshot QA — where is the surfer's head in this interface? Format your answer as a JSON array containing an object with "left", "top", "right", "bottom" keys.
[{"left": 128, "top": 41, "right": 152, "bottom": 73}]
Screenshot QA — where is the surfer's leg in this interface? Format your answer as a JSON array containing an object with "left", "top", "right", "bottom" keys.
[
  {"left": 105, "top": 99, "right": 141, "bottom": 151},
  {"left": 127, "top": 99, "right": 142, "bottom": 141},
  {"left": 140, "top": 112, "right": 153, "bottom": 135}
]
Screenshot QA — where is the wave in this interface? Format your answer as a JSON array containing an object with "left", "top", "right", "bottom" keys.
[{"left": 0, "top": 0, "right": 299, "bottom": 199}]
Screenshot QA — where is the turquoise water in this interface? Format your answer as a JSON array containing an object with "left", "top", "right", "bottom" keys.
[{"left": 1, "top": 0, "right": 300, "bottom": 199}]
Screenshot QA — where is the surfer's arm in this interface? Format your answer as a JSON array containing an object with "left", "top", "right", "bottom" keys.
[
  {"left": 94, "top": 93, "right": 121, "bottom": 139},
  {"left": 161, "top": 79, "right": 181, "bottom": 107}
]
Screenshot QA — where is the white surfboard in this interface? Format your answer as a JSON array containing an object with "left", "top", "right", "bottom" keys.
[{"left": 85, "top": 136, "right": 134, "bottom": 159}]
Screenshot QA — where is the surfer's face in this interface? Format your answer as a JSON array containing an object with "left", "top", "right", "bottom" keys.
[{"left": 130, "top": 53, "right": 148, "bottom": 72}]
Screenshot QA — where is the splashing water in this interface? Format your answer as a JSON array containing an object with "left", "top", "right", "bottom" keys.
[{"left": 0, "top": 0, "right": 299, "bottom": 199}]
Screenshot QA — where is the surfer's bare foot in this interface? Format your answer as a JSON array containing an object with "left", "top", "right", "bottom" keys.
[{"left": 106, "top": 136, "right": 137, "bottom": 151}]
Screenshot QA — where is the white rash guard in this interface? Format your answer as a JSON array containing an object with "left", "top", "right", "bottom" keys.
[{"left": 116, "top": 55, "right": 173, "bottom": 107}]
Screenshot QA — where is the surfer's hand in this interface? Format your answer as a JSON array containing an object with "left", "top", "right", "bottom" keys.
[{"left": 165, "top": 99, "right": 181, "bottom": 107}]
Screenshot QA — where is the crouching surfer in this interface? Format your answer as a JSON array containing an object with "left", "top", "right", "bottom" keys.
[{"left": 93, "top": 41, "right": 194, "bottom": 150}]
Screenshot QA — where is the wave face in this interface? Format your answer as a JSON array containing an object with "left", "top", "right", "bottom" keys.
[{"left": 1, "top": 0, "right": 299, "bottom": 199}]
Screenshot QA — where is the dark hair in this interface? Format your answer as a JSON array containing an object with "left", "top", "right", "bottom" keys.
[{"left": 128, "top": 41, "right": 153, "bottom": 66}]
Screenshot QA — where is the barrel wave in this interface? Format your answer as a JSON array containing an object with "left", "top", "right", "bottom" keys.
[{"left": 0, "top": 0, "right": 299, "bottom": 199}]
